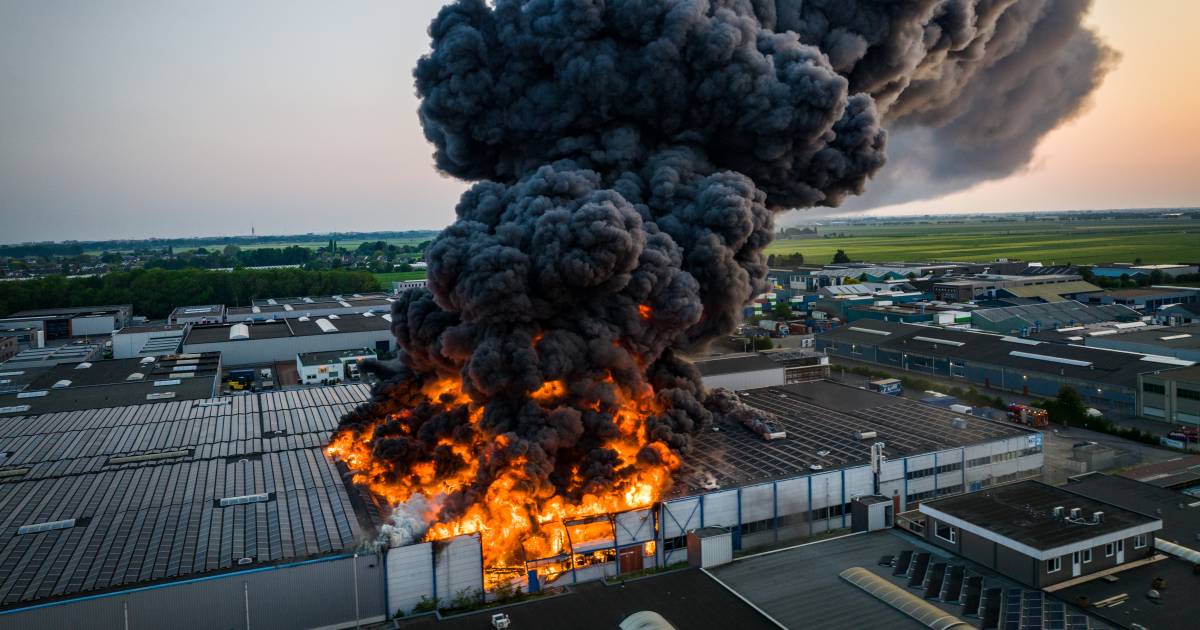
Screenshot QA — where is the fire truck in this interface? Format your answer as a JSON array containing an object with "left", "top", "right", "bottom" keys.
[{"left": 1007, "top": 403, "right": 1049, "bottom": 428}]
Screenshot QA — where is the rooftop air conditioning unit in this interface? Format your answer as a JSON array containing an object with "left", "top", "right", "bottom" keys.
[
  {"left": 1092, "top": 511, "right": 1104, "bottom": 523},
  {"left": 1053, "top": 506, "right": 1064, "bottom": 518},
  {"left": 1069, "top": 508, "right": 1081, "bottom": 519}
]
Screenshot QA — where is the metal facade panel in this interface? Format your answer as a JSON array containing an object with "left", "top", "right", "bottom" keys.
[
  {"left": 386, "top": 542, "right": 434, "bottom": 616},
  {"left": 701, "top": 490, "right": 738, "bottom": 528},
  {"left": 434, "top": 534, "right": 483, "bottom": 602}
]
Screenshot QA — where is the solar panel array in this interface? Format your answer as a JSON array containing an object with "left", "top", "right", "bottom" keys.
[
  {"left": 0, "top": 384, "right": 374, "bottom": 607},
  {"left": 880, "top": 545, "right": 1096, "bottom": 630}
]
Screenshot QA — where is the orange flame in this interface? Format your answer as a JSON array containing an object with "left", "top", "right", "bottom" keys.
[
  {"left": 326, "top": 373, "right": 679, "bottom": 586},
  {"left": 638, "top": 304, "right": 652, "bottom": 320}
]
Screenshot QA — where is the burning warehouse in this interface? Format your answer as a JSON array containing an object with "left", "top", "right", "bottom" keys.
[
  {"left": 325, "top": 0, "right": 1094, "bottom": 612},
  {"left": 376, "top": 378, "right": 1043, "bottom": 612}
]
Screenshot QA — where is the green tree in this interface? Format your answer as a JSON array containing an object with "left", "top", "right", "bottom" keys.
[
  {"left": 832, "top": 249, "right": 850, "bottom": 264},
  {"left": 752, "top": 336, "right": 773, "bottom": 350},
  {"left": 772, "top": 302, "right": 793, "bottom": 319},
  {"left": 1046, "top": 385, "right": 1087, "bottom": 425}
]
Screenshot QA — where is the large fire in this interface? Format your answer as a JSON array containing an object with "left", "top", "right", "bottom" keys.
[{"left": 326, "top": 370, "right": 680, "bottom": 583}]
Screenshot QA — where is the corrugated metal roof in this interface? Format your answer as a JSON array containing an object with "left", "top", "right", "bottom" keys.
[{"left": 0, "top": 384, "right": 374, "bottom": 607}]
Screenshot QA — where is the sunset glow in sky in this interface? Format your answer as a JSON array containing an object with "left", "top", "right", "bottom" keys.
[{"left": 0, "top": 1, "right": 1196, "bottom": 242}]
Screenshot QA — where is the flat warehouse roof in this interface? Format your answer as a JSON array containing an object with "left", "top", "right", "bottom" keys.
[
  {"left": 672, "top": 380, "right": 1034, "bottom": 496},
  {"left": 693, "top": 354, "right": 780, "bottom": 376},
  {"left": 0, "top": 384, "right": 376, "bottom": 608},
  {"left": 920, "top": 480, "right": 1159, "bottom": 554},
  {"left": 818, "top": 320, "right": 1192, "bottom": 387}
]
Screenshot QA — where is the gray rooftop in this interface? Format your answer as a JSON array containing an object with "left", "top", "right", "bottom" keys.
[
  {"left": 296, "top": 349, "right": 376, "bottom": 366},
  {"left": 0, "top": 384, "right": 375, "bottom": 608},
  {"left": 921, "top": 480, "right": 1159, "bottom": 551},
  {"left": 693, "top": 354, "right": 781, "bottom": 376},
  {"left": 673, "top": 380, "right": 1035, "bottom": 496},
  {"left": 818, "top": 320, "right": 1193, "bottom": 387}
]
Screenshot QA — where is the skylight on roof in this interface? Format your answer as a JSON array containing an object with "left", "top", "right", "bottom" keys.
[
  {"left": 153, "top": 379, "right": 181, "bottom": 387},
  {"left": 847, "top": 326, "right": 890, "bottom": 336},
  {"left": 1000, "top": 336, "right": 1041, "bottom": 346},
  {"left": 17, "top": 519, "right": 76, "bottom": 535},
  {"left": 218, "top": 493, "right": 271, "bottom": 507},
  {"left": 16, "top": 391, "right": 48, "bottom": 399},
  {"left": 146, "top": 392, "right": 176, "bottom": 400},
  {"left": 1008, "top": 350, "right": 1092, "bottom": 367},
  {"left": 912, "top": 335, "right": 965, "bottom": 347},
  {"left": 0, "top": 405, "right": 31, "bottom": 414},
  {"left": 316, "top": 319, "right": 338, "bottom": 334},
  {"left": 74, "top": 362, "right": 92, "bottom": 369},
  {"left": 1160, "top": 334, "right": 1192, "bottom": 341}
]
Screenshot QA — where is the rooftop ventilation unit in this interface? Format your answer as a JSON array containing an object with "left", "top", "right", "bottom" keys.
[
  {"left": 1092, "top": 511, "right": 1104, "bottom": 523},
  {"left": 303, "top": 297, "right": 314, "bottom": 303},
  {"left": 382, "top": 314, "right": 393, "bottom": 323},
  {"left": 338, "top": 301, "right": 352, "bottom": 308},
  {"left": 855, "top": 430, "right": 878, "bottom": 440},
  {"left": 283, "top": 304, "right": 294, "bottom": 311},
  {"left": 316, "top": 319, "right": 338, "bottom": 334},
  {"left": 1053, "top": 506, "right": 1064, "bottom": 518},
  {"left": 950, "top": 418, "right": 968, "bottom": 429},
  {"left": 1069, "top": 507, "right": 1081, "bottom": 519},
  {"left": 229, "top": 323, "right": 250, "bottom": 341},
  {"left": 251, "top": 306, "right": 261, "bottom": 314},
  {"left": 267, "top": 299, "right": 277, "bottom": 305},
  {"left": 74, "top": 362, "right": 92, "bottom": 370}
]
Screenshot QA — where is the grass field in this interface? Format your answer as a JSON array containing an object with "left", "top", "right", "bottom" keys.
[
  {"left": 168, "top": 236, "right": 433, "bottom": 254},
  {"left": 766, "top": 218, "right": 1198, "bottom": 265},
  {"left": 374, "top": 270, "right": 427, "bottom": 290}
]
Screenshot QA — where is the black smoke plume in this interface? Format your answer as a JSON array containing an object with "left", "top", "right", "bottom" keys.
[{"left": 332, "top": 0, "right": 1112, "bottom": 540}]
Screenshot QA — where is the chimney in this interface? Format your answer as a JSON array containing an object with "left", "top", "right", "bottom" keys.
[{"left": 1092, "top": 511, "right": 1103, "bottom": 523}]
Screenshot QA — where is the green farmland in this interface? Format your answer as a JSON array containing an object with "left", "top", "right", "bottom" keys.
[
  {"left": 374, "top": 270, "right": 427, "bottom": 290},
  {"left": 766, "top": 218, "right": 1198, "bottom": 265}
]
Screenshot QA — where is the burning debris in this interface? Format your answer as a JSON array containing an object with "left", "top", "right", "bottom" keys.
[
  {"left": 706, "top": 389, "right": 787, "bottom": 441},
  {"left": 327, "top": 0, "right": 1112, "bottom": 584}
]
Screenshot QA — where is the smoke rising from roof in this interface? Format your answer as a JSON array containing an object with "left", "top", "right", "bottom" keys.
[{"left": 331, "top": 0, "right": 1114, "bottom": 552}]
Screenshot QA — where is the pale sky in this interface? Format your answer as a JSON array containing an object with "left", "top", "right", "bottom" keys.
[{"left": 0, "top": 1, "right": 1196, "bottom": 243}]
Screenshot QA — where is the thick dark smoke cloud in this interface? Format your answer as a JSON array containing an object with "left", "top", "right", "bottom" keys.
[
  {"left": 334, "top": 0, "right": 1113, "bottom": 528},
  {"left": 760, "top": 0, "right": 1117, "bottom": 211}
]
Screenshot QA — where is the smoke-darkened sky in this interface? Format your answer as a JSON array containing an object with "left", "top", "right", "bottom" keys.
[{"left": 0, "top": 0, "right": 1196, "bottom": 243}]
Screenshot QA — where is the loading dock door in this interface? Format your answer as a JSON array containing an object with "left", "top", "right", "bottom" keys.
[{"left": 618, "top": 546, "right": 641, "bottom": 574}]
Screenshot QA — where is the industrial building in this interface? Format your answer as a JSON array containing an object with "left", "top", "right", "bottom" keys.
[
  {"left": 0, "top": 305, "right": 132, "bottom": 341},
  {"left": 694, "top": 354, "right": 785, "bottom": 390},
  {"left": 1056, "top": 472, "right": 1200, "bottom": 630},
  {"left": 296, "top": 349, "right": 375, "bottom": 385},
  {"left": 0, "top": 342, "right": 103, "bottom": 371},
  {"left": 1137, "top": 365, "right": 1200, "bottom": 425},
  {"left": 1085, "top": 285, "right": 1198, "bottom": 313},
  {"left": 0, "top": 384, "right": 387, "bottom": 630},
  {"left": 1089, "top": 263, "right": 1199, "bottom": 279},
  {"left": 181, "top": 313, "right": 395, "bottom": 366},
  {"left": 817, "top": 319, "right": 1195, "bottom": 414},
  {"left": 1078, "top": 322, "right": 1200, "bottom": 362},
  {"left": 0, "top": 338, "right": 15, "bottom": 364},
  {"left": 919, "top": 480, "right": 1160, "bottom": 588},
  {"left": 969, "top": 301, "right": 1141, "bottom": 335},
  {"left": 110, "top": 323, "right": 187, "bottom": 359},
  {"left": 168, "top": 304, "right": 226, "bottom": 325},
  {"left": 0, "top": 352, "right": 222, "bottom": 416},
  {"left": 226, "top": 294, "right": 393, "bottom": 323},
  {"left": 0, "top": 368, "right": 1046, "bottom": 627}
]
